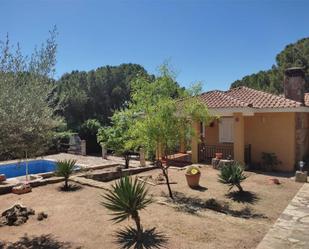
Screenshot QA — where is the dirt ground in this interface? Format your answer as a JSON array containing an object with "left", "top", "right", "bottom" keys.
[{"left": 0, "top": 165, "right": 302, "bottom": 249}]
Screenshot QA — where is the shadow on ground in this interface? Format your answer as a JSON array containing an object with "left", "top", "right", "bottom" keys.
[
  {"left": 57, "top": 184, "right": 82, "bottom": 192},
  {"left": 226, "top": 190, "right": 259, "bottom": 204},
  {"left": 189, "top": 185, "right": 208, "bottom": 192},
  {"left": 115, "top": 226, "right": 168, "bottom": 249},
  {"left": 163, "top": 191, "right": 267, "bottom": 219},
  {"left": 1, "top": 234, "right": 79, "bottom": 249}
]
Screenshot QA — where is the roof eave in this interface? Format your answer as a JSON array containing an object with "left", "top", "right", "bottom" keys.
[{"left": 208, "top": 106, "right": 309, "bottom": 116}]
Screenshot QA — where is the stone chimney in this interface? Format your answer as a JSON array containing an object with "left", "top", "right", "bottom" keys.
[{"left": 284, "top": 67, "right": 305, "bottom": 104}]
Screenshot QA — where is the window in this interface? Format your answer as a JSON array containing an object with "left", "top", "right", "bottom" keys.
[
  {"left": 219, "top": 118, "right": 234, "bottom": 143},
  {"left": 200, "top": 122, "right": 205, "bottom": 138}
]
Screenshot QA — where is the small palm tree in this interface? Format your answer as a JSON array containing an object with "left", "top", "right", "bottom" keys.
[
  {"left": 56, "top": 159, "right": 77, "bottom": 190},
  {"left": 101, "top": 176, "right": 153, "bottom": 240},
  {"left": 218, "top": 162, "right": 247, "bottom": 192}
]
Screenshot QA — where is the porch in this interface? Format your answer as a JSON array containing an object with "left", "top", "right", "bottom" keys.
[{"left": 190, "top": 113, "right": 247, "bottom": 165}]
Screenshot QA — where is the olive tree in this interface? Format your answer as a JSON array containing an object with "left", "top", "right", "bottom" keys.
[{"left": 0, "top": 27, "right": 62, "bottom": 160}]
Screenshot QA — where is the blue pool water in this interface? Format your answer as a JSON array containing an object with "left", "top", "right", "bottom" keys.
[{"left": 0, "top": 160, "right": 57, "bottom": 179}]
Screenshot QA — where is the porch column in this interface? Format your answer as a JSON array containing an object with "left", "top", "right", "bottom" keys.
[
  {"left": 191, "top": 120, "right": 200, "bottom": 163},
  {"left": 233, "top": 113, "right": 245, "bottom": 164}
]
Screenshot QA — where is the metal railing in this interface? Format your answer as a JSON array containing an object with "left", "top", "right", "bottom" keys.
[{"left": 198, "top": 143, "right": 251, "bottom": 165}]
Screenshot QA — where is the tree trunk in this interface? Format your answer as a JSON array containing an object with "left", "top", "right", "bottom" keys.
[
  {"left": 236, "top": 183, "right": 243, "bottom": 192},
  {"left": 162, "top": 167, "right": 173, "bottom": 199},
  {"left": 64, "top": 178, "right": 68, "bottom": 190},
  {"left": 156, "top": 160, "right": 174, "bottom": 199},
  {"left": 133, "top": 212, "right": 142, "bottom": 241},
  {"left": 124, "top": 155, "right": 130, "bottom": 169}
]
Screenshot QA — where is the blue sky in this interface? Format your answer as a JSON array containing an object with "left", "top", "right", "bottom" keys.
[{"left": 1, "top": 0, "right": 309, "bottom": 91}]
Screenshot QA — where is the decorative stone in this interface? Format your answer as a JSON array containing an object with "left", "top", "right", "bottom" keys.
[
  {"left": 0, "top": 204, "right": 35, "bottom": 226},
  {"left": 218, "top": 159, "right": 234, "bottom": 169},
  {"left": 211, "top": 158, "right": 220, "bottom": 169},
  {"left": 295, "top": 171, "right": 307, "bottom": 183},
  {"left": 269, "top": 178, "right": 280, "bottom": 185},
  {"left": 37, "top": 212, "right": 48, "bottom": 221}
]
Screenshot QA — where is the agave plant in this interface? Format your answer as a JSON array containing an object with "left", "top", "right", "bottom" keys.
[
  {"left": 218, "top": 162, "right": 247, "bottom": 192},
  {"left": 101, "top": 176, "right": 153, "bottom": 240},
  {"left": 56, "top": 159, "right": 77, "bottom": 190}
]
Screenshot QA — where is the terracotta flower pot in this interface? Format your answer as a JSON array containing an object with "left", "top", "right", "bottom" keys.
[
  {"left": 12, "top": 184, "right": 32, "bottom": 195},
  {"left": 269, "top": 178, "right": 280, "bottom": 185},
  {"left": 185, "top": 173, "right": 201, "bottom": 188},
  {"left": 215, "top": 153, "right": 223, "bottom": 159},
  {"left": 0, "top": 174, "right": 6, "bottom": 182}
]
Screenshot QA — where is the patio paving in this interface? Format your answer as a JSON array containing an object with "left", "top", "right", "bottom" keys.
[
  {"left": 257, "top": 182, "right": 309, "bottom": 249},
  {"left": 43, "top": 153, "right": 147, "bottom": 168}
]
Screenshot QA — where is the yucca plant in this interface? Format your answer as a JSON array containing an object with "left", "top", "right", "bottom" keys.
[
  {"left": 101, "top": 176, "right": 153, "bottom": 241},
  {"left": 56, "top": 159, "right": 77, "bottom": 190},
  {"left": 218, "top": 162, "right": 247, "bottom": 192}
]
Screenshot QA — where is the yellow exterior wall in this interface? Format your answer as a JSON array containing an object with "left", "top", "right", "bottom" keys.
[
  {"left": 204, "top": 113, "right": 296, "bottom": 172},
  {"left": 205, "top": 120, "right": 220, "bottom": 145},
  {"left": 244, "top": 112, "right": 295, "bottom": 172}
]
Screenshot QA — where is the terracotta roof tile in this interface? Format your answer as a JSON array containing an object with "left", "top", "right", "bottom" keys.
[
  {"left": 197, "top": 90, "right": 249, "bottom": 108},
  {"left": 198, "top": 86, "right": 306, "bottom": 109}
]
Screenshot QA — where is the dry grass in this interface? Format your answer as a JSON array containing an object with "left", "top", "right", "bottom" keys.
[{"left": 0, "top": 165, "right": 302, "bottom": 249}]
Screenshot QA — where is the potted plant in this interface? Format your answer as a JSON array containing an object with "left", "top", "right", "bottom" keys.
[
  {"left": 215, "top": 152, "right": 223, "bottom": 159},
  {"left": 0, "top": 174, "right": 6, "bottom": 182},
  {"left": 185, "top": 166, "right": 201, "bottom": 188},
  {"left": 12, "top": 183, "right": 32, "bottom": 195}
]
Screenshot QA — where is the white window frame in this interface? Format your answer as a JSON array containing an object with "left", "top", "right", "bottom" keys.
[
  {"left": 201, "top": 122, "right": 205, "bottom": 138},
  {"left": 219, "top": 117, "right": 234, "bottom": 143}
]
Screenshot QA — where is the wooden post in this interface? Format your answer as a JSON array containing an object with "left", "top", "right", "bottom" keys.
[
  {"left": 233, "top": 113, "right": 245, "bottom": 164},
  {"left": 140, "top": 147, "right": 146, "bottom": 167},
  {"left": 191, "top": 120, "right": 200, "bottom": 163}
]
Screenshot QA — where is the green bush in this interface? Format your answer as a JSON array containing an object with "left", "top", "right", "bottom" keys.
[
  {"left": 101, "top": 176, "right": 153, "bottom": 240},
  {"left": 48, "top": 131, "right": 75, "bottom": 154},
  {"left": 261, "top": 152, "right": 281, "bottom": 171},
  {"left": 218, "top": 162, "right": 247, "bottom": 192},
  {"left": 56, "top": 159, "right": 77, "bottom": 190},
  {"left": 79, "top": 119, "right": 102, "bottom": 154}
]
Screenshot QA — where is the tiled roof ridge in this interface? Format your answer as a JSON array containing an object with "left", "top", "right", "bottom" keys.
[{"left": 226, "top": 86, "right": 302, "bottom": 105}]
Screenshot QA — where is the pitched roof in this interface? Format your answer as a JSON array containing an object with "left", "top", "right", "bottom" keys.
[{"left": 198, "top": 86, "right": 308, "bottom": 109}]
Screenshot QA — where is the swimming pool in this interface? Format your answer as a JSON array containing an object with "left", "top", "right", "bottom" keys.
[{"left": 0, "top": 160, "right": 58, "bottom": 179}]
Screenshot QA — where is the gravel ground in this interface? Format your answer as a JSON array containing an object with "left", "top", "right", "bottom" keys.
[{"left": 0, "top": 165, "right": 302, "bottom": 249}]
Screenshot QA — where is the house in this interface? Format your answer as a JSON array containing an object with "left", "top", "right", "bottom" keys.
[{"left": 185, "top": 67, "right": 309, "bottom": 172}]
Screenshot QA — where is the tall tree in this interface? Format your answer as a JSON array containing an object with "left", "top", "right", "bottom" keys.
[
  {"left": 57, "top": 64, "right": 153, "bottom": 130},
  {"left": 231, "top": 37, "right": 309, "bottom": 94},
  {"left": 100, "top": 64, "right": 212, "bottom": 198},
  {"left": 0, "top": 27, "right": 61, "bottom": 160}
]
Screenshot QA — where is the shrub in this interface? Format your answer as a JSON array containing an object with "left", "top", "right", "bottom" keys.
[
  {"left": 101, "top": 176, "right": 153, "bottom": 240},
  {"left": 186, "top": 166, "right": 201, "bottom": 175},
  {"left": 261, "top": 152, "right": 281, "bottom": 171},
  {"left": 49, "top": 131, "right": 75, "bottom": 153},
  {"left": 218, "top": 162, "right": 247, "bottom": 192},
  {"left": 79, "top": 119, "right": 102, "bottom": 154},
  {"left": 56, "top": 159, "right": 77, "bottom": 190}
]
